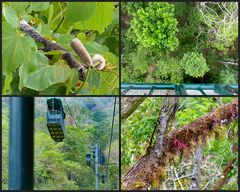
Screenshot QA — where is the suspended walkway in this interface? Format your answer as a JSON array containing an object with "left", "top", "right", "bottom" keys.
[{"left": 121, "top": 83, "right": 238, "bottom": 96}]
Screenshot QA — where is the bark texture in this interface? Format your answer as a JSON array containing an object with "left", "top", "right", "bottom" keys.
[
  {"left": 189, "top": 144, "right": 203, "bottom": 190},
  {"left": 122, "top": 99, "right": 238, "bottom": 190},
  {"left": 121, "top": 97, "right": 146, "bottom": 123}
]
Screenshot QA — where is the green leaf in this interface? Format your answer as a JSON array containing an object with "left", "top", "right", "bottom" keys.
[
  {"left": 19, "top": 50, "right": 48, "bottom": 90},
  {"left": 3, "top": 5, "right": 19, "bottom": 28},
  {"left": 75, "top": 2, "right": 114, "bottom": 34},
  {"left": 87, "top": 69, "right": 100, "bottom": 88},
  {"left": 105, "top": 52, "right": 119, "bottom": 67},
  {"left": 44, "top": 50, "right": 66, "bottom": 55},
  {"left": 10, "top": 2, "right": 29, "bottom": 14},
  {"left": 84, "top": 41, "right": 109, "bottom": 55},
  {"left": 66, "top": 69, "right": 79, "bottom": 95},
  {"left": 2, "top": 22, "right": 31, "bottom": 75},
  {"left": 3, "top": 74, "right": 13, "bottom": 95},
  {"left": 36, "top": 23, "right": 52, "bottom": 36},
  {"left": 56, "top": 34, "right": 74, "bottom": 48},
  {"left": 48, "top": 3, "right": 54, "bottom": 24},
  {"left": 65, "top": 2, "right": 97, "bottom": 22},
  {"left": 77, "top": 33, "right": 88, "bottom": 43},
  {"left": 99, "top": 71, "right": 119, "bottom": 94},
  {"left": 40, "top": 84, "right": 67, "bottom": 95},
  {"left": 23, "top": 62, "right": 72, "bottom": 91},
  {"left": 30, "top": 2, "right": 50, "bottom": 11}
]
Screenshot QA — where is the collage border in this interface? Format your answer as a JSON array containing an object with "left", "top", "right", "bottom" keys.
[{"left": 1, "top": 0, "right": 240, "bottom": 191}]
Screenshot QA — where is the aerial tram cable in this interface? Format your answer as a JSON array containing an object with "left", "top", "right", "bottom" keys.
[
  {"left": 106, "top": 97, "right": 117, "bottom": 180},
  {"left": 63, "top": 98, "right": 81, "bottom": 130}
]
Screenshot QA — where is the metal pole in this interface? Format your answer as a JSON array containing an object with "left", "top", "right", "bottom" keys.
[
  {"left": 9, "top": 97, "right": 34, "bottom": 190},
  {"left": 95, "top": 143, "right": 99, "bottom": 190}
]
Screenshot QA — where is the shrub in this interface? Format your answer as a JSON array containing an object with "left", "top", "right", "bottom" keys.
[
  {"left": 219, "top": 69, "right": 237, "bottom": 84},
  {"left": 180, "top": 52, "right": 209, "bottom": 77},
  {"left": 153, "top": 57, "right": 183, "bottom": 83},
  {"left": 130, "top": 2, "right": 179, "bottom": 51}
]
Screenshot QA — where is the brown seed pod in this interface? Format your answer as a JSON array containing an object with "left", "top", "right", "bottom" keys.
[{"left": 70, "top": 38, "right": 92, "bottom": 67}]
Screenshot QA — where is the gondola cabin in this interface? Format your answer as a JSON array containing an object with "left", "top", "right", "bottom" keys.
[{"left": 47, "top": 98, "right": 66, "bottom": 142}]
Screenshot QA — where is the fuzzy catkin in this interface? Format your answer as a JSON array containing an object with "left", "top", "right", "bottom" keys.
[{"left": 70, "top": 38, "right": 92, "bottom": 67}]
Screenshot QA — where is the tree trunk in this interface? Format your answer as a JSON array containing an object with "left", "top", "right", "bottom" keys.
[
  {"left": 121, "top": 97, "right": 146, "bottom": 123},
  {"left": 122, "top": 99, "right": 238, "bottom": 190}
]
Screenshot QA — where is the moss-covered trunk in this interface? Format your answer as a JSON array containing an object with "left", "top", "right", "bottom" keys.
[{"left": 122, "top": 99, "right": 238, "bottom": 190}]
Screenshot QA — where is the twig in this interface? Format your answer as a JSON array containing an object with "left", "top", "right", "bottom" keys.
[
  {"left": 217, "top": 61, "right": 238, "bottom": 66},
  {"left": 19, "top": 19, "right": 87, "bottom": 81},
  {"left": 173, "top": 168, "right": 184, "bottom": 190}
]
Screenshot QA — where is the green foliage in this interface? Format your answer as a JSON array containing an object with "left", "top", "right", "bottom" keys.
[
  {"left": 153, "top": 57, "right": 183, "bottom": 83},
  {"left": 121, "top": 2, "right": 238, "bottom": 84},
  {"left": 124, "top": 2, "right": 147, "bottom": 15},
  {"left": 210, "top": 24, "right": 238, "bottom": 52},
  {"left": 219, "top": 69, "right": 237, "bottom": 84},
  {"left": 199, "top": 2, "right": 238, "bottom": 52},
  {"left": 180, "top": 52, "right": 209, "bottom": 78},
  {"left": 122, "top": 98, "right": 163, "bottom": 169},
  {"left": 2, "top": 2, "right": 119, "bottom": 95},
  {"left": 175, "top": 98, "right": 217, "bottom": 127},
  {"left": 130, "top": 2, "right": 179, "bottom": 51},
  {"left": 65, "top": 3, "right": 96, "bottom": 22}
]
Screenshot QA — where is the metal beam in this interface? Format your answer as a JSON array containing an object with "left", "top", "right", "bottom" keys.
[{"left": 9, "top": 97, "right": 34, "bottom": 190}]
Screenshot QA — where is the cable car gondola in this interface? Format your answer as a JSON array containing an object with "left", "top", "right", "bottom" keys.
[{"left": 47, "top": 98, "right": 66, "bottom": 142}]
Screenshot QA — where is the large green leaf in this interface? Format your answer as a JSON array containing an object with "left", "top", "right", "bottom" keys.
[
  {"left": 3, "top": 5, "right": 19, "bottom": 28},
  {"left": 23, "top": 62, "right": 72, "bottom": 91},
  {"left": 65, "top": 2, "right": 97, "bottom": 22},
  {"left": 75, "top": 2, "right": 114, "bottom": 34},
  {"left": 2, "top": 22, "right": 31, "bottom": 75},
  {"left": 30, "top": 2, "right": 50, "bottom": 11},
  {"left": 66, "top": 70, "right": 79, "bottom": 95},
  {"left": 84, "top": 41, "right": 109, "bottom": 55},
  {"left": 40, "top": 84, "right": 67, "bottom": 95},
  {"left": 99, "top": 71, "right": 119, "bottom": 94},
  {"left": 19, "top": 50, "right": 49, "bottom": 90},
  {"left": 10, "top": 2, "right": 29, "bottom": 14},
  {"left": 87, "top": 69, "right": 100, "bottom": 88}
]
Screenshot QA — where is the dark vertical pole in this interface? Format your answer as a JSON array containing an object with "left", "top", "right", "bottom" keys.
[
  {"left": 95, "top": 143, "right": 99, "bottom": 190},
  {"left": 9, "top": 97, "right": 34, "bottom": 190}
]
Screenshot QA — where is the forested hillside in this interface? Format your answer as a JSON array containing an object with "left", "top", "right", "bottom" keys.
[
  {"left": 121, "top": 2, "right": 238, "bottom": 84},
  {"left": 121, "top": 97, "right": 238, "bottom": 190},
  {"left": 2, "top": 97, "right": 119, "bottom": 190}
]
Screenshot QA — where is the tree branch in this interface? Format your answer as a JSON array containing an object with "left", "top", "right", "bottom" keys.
[
  {"left": 212, "top": 157, "right": 237, "bottom": 190},
  {"left": 121, "top": 97, "right": 146, "bottom": 123},
  {"left": 217, "top": 61, "right": 238, "bottom": 66},
  {"left": 19, "top": 19, "right": 87, "bottom": 81},
  {"left": 189, "top": 144, "right": 204, "bottom": 190},
  {"left": 122, "top": 99, "right": 238, "bottom": 190}
]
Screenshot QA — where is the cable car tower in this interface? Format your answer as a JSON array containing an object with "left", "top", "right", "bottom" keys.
[{"left": 47, "top": 98, "right": 66, "bottom": 142}]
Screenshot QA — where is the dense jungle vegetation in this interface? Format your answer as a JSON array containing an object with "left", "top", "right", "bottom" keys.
[
  {"left": 2, "top": 97, "right": 119, "bottom": 190},
  {"left": 121, "top": 97, "right": 238, "bottom": 190},
  {"left": 121, "top": 2, "right": 238, "bottom": 84}
]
